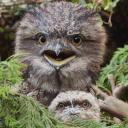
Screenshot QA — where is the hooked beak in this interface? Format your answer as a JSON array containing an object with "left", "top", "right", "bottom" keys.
[{"left": 43, "top": 49, "right": 76, "bottom": 67}]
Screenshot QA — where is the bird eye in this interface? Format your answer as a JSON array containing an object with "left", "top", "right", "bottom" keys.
[
  {"left": 36, "top": 33, "right": 46, "bottom": 44},
  {"left": 57, "top": 103, "right": 65, "bottom": 109},
  {"left": 82, "top": 100, "right": 92, "bottom": 109},
  {"left": 72, "top": 35, "right": 81, "bottom": 46}
]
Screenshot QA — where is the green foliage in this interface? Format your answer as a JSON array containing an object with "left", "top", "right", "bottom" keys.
[
  {"left": 0, "top": 51, "right": 128, "bottom": 128},
  {"left": 0, "top": 55, "right": 24, "bottom": 98},
  {"left": 0, "top": 94, "right": 106, "bottom": 128},
  {"left": 71, "top": 0, "right": 120, "bottom": 11},
  {"left": 70, "top": 120, "right": 105, "bottom": 128},
  {"left": 102, "top": 0, "right": 120, "bottom": 11},
  {"left": 1, "top": 93, "right": 128, "bottom": 128},
  {"left": 0, "top": 95, "right": 60, "bottom": 128},
  {"left": 0, "top": 55, "right": 105, "bottom": 128},
  {"left": 97, "top": 45, "right": 128, "bottom": 92},
  {"left": 0, "top": 27, "right": 4, "bottom": 33}
]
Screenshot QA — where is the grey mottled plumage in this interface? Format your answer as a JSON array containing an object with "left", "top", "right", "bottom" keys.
[
  {"left": 15, "top": 1, "right": 107, "bottom": 105},
  {"left": 49, "top": 91, "right": 100, "bottom": 122}
]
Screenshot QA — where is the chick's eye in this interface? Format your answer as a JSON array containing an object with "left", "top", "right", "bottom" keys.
[
  {"left": 58, "top": 103, "right": 65, "bottom": 109},
  {"left": 82, "top": 100, "right": 92, "bottom": 109},
  {"left": 72, "top": 35, "right": 81, "bottom": 46},
  {"left": 36, "top": 33, "right": 46, "bottom": 44}
]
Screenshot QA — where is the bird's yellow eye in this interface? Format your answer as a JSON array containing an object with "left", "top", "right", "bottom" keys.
[
  {"left": 36, "top": 33, "right": 46, "bottom": 44},
  {"left": 72, "top": 35, "right": 81, "bottom": 46}
]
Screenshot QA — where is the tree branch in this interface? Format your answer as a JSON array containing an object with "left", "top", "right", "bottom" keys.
[{"left": 92, "top": 86, "right": 128, "bottom": 120}]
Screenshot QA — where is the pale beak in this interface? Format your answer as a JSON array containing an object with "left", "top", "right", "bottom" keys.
[{"left": 43, "top": 50, "right": 76, "bottom": 67}]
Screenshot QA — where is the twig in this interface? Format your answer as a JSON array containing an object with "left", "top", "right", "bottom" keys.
[
  {"left": 100, "top": 96, "right": 128, "bottom": 120},
  {"left": 92, "top": 85, "right": 128, "bottom": 120},
  {"left": 91, "top": 85, "right": 108, "bottom": 99},
  {"left": 107, "top": 74, "right": 116, "bottom": 96}
]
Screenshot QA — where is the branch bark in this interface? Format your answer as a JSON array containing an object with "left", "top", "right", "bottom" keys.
[
  {"left": 99, "top": 96, "right": 128, "bottom": 120},
  {"left": 92, "top": 86, "right": 128, "bottom": 120}
]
